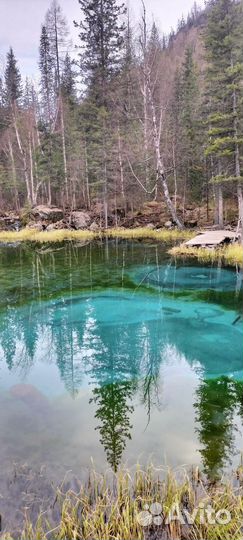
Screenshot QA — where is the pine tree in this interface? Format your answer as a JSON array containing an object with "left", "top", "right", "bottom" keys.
[{"left": 4, "top": 47, "right": 22, "bottom": 105}]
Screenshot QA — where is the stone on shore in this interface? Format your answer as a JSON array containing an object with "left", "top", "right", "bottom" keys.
[
  {"left": 31, "top": 206, "right": 64, "bottom": 223},
  {"left": 71, "top": 211, "right": 91, "bottom": 230}
]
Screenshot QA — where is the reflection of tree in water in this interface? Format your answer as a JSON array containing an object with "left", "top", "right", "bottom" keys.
[
  {"left": 87, "top": 320, "right": 141, "bottom": 471},
  {"left": 0, "top": 305, "right": 39, "bottom": 374},
  {"left": 195, "top": 377, "right": 243, "bottom": 480},
  {"left": 0, "top": 308, "right": 17, "bottom": 370},
  {"left": 54, "top": 323, "right": 84, "bottom": 398},
  {"left": 91, "top": 380, "right": 135, "bottom": 472},
  {"left": 139, "top": 321, "right": 163, "bottom": 422}
]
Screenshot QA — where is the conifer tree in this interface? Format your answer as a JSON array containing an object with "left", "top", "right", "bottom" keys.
[
  {"left": 39, "top": 25, "right": 54, "bottom": 125},
  {"left": 75, "top": 0, "right": 126, "bottom": 103},
  {"left": 91, "top": 380, "right": 134, "bottom": 471},
  {"left": 180, "top": 47, "right": 203, "bottom": 200},
  {"left": 4, "top": 47, "right": 22, "bottom": 105},
  {"left": 61, "top": 54, "right": 76, "bottom": 101},
  {"left": 204, "top": 0, "right": 243, "bottom": 228},
  {"left": 44, "top": 0, "right": 70, "bottom": 204},
  {"left": 75, "top": 0, "right": 126, "bottom": 225}
]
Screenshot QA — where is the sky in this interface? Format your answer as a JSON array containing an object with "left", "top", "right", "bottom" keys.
[{"left": 0, "top": 0, "right": 205, "bottom": 79}]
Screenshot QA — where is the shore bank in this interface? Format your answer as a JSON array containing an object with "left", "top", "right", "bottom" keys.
[
  {"left": 0, "top": 227, "right": 242, "bottom": 266},
  {"left": 169, "top": 243, "right": 243, "bottom": 266}
]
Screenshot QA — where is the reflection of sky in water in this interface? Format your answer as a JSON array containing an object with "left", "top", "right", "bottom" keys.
[{"left": 0, "top": 242, "right": 242, "bottom": 482}]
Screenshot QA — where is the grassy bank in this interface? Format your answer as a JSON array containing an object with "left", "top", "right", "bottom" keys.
[
  {"left": 7, "top": 465, "right": 243, "bottom": 540},
  {"left": 0, "top": 227, "right": 242, "bottom": 266},
  {"left": 0, "top": 227, "right": 193, "bottom": 244},
  {"left": 169, "top": 243, "right": 243, "bottom": 266}
]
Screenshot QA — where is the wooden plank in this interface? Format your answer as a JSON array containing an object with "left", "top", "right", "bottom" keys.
[{"left": 185, "top": 230, "right": 237, "bottom": 247}]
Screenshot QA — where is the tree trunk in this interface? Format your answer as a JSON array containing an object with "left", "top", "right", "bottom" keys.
[
  {"left": 84, "top": 138, "right": 91, "bottom": 210},
  {"left": 8, "top": 137, "right": 20, "bottom": 211},
  {"left": 146, "top": 83, "right": 183, "bottom": 229},
  {"left": 12, "top": 106, "right": 32, "bottom": 205},
  {"left": 237, "top": 184, "right": 243, "bottom": 245},
  {"left": 59, "top": 95, "right": 69, "bottom": 205},
  {"left": 215, "top": 184, "right": 224, "bottom": 228},
  {"left": 29, "top": 133, "right": 35, "bottom": 204},
  {"left": 232, "top": 82, "right": 242, "bottom": 242},
  {"left": 117, "top": 124, "right": 125, "bottom": 200}
]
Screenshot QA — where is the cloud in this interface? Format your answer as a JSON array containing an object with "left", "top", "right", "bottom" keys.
[{"left": 0, "top": 0, "right": 204, "bottom": 78}]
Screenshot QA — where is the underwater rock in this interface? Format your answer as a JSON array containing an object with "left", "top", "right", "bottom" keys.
[
  {"left": 10, "top": 384, "right": 50, "bottom": 415},
  {"left": 162, "top": 307, "right": 181, "bottom": 315},
  {"left": 195, "top": 307, "right": 223, "bottom": 321}
]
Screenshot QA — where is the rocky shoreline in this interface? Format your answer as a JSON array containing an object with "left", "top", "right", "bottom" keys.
[{"left": 0, "top": 200, "right": 238, "bottom": 234}]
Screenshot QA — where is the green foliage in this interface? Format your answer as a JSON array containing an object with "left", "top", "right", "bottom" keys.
[
  {"left": 39, "top": 24, "right": 54, "bottom": 124},
  {"left": 74, "top": 0, "right": 126, "bottom": 95},
  {"left": 61, "top": 54, "right": 76, "bottom": 101},
  {"left": 204, "top": 0, "right": 243, "bottom": 190},
  {"left": 170, "top": 46, "right": 204, "bottom": 200},
  {"left": 210, "top": 174, "right": 243, "bottom": 184},
  {"left": 91, "top": 381, "right": 134, "bottom": 471},
  {"left": 195, "top": 377, "right": 243, "bottom": 479},
  {"left": 36, "top": 128, "right": 65, "bottom": 192},
  {"left": 20, "top": 202, "right": 32, "bottom": 226},
  {"left": 4, "top": 47, "right": 22, "bottom": 104}
]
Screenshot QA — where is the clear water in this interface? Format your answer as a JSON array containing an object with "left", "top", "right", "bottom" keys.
[{"left": 0, "top": 240, "right": 242, "bottom": 481}]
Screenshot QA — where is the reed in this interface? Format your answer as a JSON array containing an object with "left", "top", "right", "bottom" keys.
[{"left": 5, "top": 465, "right": 242, "bottom": 540}]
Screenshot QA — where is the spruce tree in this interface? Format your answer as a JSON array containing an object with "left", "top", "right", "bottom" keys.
[
  {"left": 204, "top": 0, "right": 243, "bottom": 227},
  {"left": 180, "top": 47, "right": 203, "bottom": 200},
  {"left": 75, "top": 0, "right": 126, "bottom": 102},
  {"left": 39, "top": 25, "right": 54, "bottom": 125},
  {"left": 4, "top": 47, "right": 22, "bottom": 105},
  {"left": 75, "top": 0, "right": 126, "bottom": 225},
  {"left": 61, "top": 54, "right": 76, "bottom": 101}
]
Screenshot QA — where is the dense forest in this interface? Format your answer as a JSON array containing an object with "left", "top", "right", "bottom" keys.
[{"left": 0, "top": 0, "right": 242, "bottom": 231}]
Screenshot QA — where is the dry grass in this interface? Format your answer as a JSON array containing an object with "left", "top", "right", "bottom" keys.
[
  {"left": 0, "top": 227, "right": 193, "bottom": 245},
  {"left": 4, "top": 465, "right": 242, "bottom": 540},
  {"left": 0, "top": 228, "right": 98, "bottom": 243},
  {"left": 106, "top": 227, "right": 193, "bottom": 242},
  {"left": 1, "top": 228, "right": 241, "bottom": 266},
  {"left": 169, "top": 243, "right": 243, "bottom": 266}
]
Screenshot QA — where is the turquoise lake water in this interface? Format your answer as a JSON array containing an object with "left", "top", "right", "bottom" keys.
[{"left": 0, "top": 240, "right": 242, "bottom": 480}]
